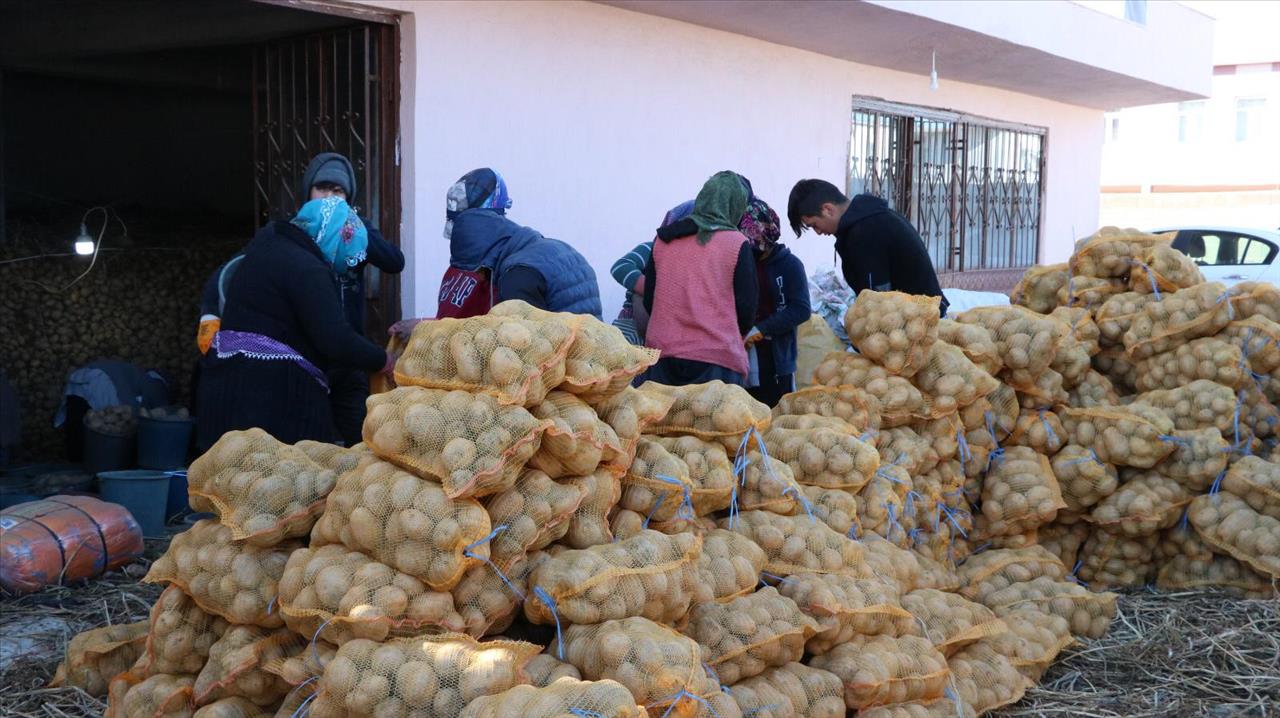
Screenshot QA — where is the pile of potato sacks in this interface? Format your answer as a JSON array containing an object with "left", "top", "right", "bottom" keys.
[{"left": 52, "top": 234, "right": 1280, "bottom": 717}]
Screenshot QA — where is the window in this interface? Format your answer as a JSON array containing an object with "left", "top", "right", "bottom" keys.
[
  {"left": 849, "top": 99, "right": 1046, "bottom": 272},
  {"left": 1178, "top": 101, "right": 1205, "bottom": 143},
  {"left": 1236, "top": 97, "right": 1266, "bottom": 142},
  {"left": 1105, "top": 114, "right": 1121, "bottom": 142},
  {"left": 1174, "top": 231, "right": 1277, "bottom": 266}
]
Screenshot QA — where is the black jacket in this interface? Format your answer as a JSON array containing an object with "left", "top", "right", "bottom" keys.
[
  {"left": 835, "top": 195, "right": 948, "bottom": 316},
  {"left": 754, "top": 244, "right": 811, "bottom": 376}
]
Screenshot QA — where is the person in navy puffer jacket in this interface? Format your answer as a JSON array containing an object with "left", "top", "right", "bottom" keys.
[{"left": 740, "top": 197, "right": 811, "bottom": 406}]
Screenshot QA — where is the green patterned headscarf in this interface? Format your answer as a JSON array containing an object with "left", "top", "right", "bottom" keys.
[{"left": 690, "top": 171, "right": 750, "bottom": 245}]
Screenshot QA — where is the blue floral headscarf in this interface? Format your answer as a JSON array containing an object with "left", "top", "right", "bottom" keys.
[{"left": 291, "top": 195, "right": 368, "bottom": 272}]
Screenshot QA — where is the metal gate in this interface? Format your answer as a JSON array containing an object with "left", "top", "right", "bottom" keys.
[
  {"left": 849, "top": 98, "right": 1046, "bottom": 277},
  {"left": 252, "top": 23, "right": 401, "bottom": 338}
]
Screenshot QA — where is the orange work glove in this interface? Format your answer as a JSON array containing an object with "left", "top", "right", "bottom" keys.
[{"left": 196, "top": 317, "right": 221, "bottom": 354}]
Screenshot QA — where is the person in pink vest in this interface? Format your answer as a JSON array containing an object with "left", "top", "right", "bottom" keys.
[{"left": 642, "top": 171, "right": 759, "bottom": 386}]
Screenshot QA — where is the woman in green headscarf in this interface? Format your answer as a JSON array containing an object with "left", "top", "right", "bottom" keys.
[{"left": 640, "top": 171, "right": 759, "bottom": 386}]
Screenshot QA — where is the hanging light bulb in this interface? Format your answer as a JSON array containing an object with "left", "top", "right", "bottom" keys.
[
  {"left": 74, "top": 223, "right": 95, "bottom": 256},
  {"left": 930, "top": 50, "right": 939, "bottom": 91}
]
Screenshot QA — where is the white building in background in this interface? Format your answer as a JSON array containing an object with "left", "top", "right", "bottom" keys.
[{"left": 1100, "top": 0, "right": 1280, "bottom": 232}]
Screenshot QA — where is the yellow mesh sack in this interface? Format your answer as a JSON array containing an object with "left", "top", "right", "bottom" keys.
[
  {"left": 982, "top": 606, "right": 1074, "bottom": 681},
  {"left": 484, "top": 468, "right": 587, "bottom": 565},
  {"left": 735, "top": 450, "right": 803, "bottom": 516},
  {"left": 1221, "top": 455, "right": 1280, "bottom": 519},
  {"left": 308, "top": 454, "right": 490, "bottom": 591},
  {"left": 692, "top": 528, "right": 767, "bottom": 604},
  {"left": 1077, "top": 528, "right": 1157, "bottom": 588},
  {"left": 900, "top": 589, "right": 1005, "bottom": 657},
  {"left": 844, "top": 290, "right": 941, "bottom": 377},
  {"left": 800, "top": 486, "right": 860, "bottom": 538},
  {"left": 592, "top": 386, "right": 676, "bottom": 456},
  {"left": 525, "top": 529, "right": 701, "bottom": 626},
  {"left": 1010, "top": 367, "right": 1069, "bottom": 409},
  {"left": 1037, "top": 520, "right": 1090, "bottom": 572},
  {"left": 523, "top": 654, "right": 582, "bottom": 687},
  {"left": 450, "top": 551, "right": 545, "bottom": 638},
  {"left": 937, "top": 320, "right": 1002, "bottom": 376},
  {"left": 1155, "top": 524, "right": 1278, "bottom": 598},
  {"left": 911, "top": 342, "right": 999, "bottom": 417},
  {"left": 363, "top": 386, "right": 548, "bottom": 498},
  {"left": 981, "top": 576, "right": 1118, "bottom": 639},
  {"left": 1060, "top": 404, "right": 1176, "bottom": 468},
  {"left": 278, "top": 545, "right": 467, "bottom": 644},
  {"left": 1221, "top": 316, "right": 1280, "bottom": 374},
  {"left": 393, "top": 302, "right": 581, "bottom": 406},
  {"left": 1123, "top": 282, "right": 1233, "bottom": 360},
  {"left": 773, "top": 386, "right": 882, "bottom": 436},
  {"left": 144, "top": 522, "right": 295, "bottom": 629},
  {"left": 295, "top": 439, "right": 364, "bottom": 471},
  {"left": 727, "top": 662, "right": 846, "bottom": 718},
  {"left": 1069, "top": 228, "right": 1172, "bottom": 278},
  {"left": 1094, "top": 291, "right": 1157, "bottom": 348},
  {"left": 50, "top": 620, "right": 149, "bottom": 697},
  {"left": 719, "top": 510, "right": 867, "bottom": 578},
  {"left": 1134, "top": 380, "right": 1237, "bottom": 434},
  {"left": 953, "top": 305, "right": 1063, "bottom": 379},
  {"left": 1188, "top": 492, "right": 1280, "bottom": 577},
  {"left": 684, "top": 586, "right": 819, "bottom": 684},
  {"left": 640, "top": 380, "right": 772, "bottom": 440},
  {"left": 1051, "top": 335, "right": 1094, "bottom": 390},
  {"left": 809, "top": 634, "right": 950, "bottom": 710},
  {"left": 1236, "top": 380, "right": 1280, "bottom": 440},
  {"left": 458, "top": 678, "right": 646, "bottom": 718},
  {"left": 1133, "top": 338, "right": 1245, "bottom": 393},
  {"left": 812, "top": 355, "right": 930, "bottom": 426},
  {"left": 768, "top": 413, "right": 857, "bottom": 433},
  {"left": 947, "top": 639, "right": 1031, "bottom": 715},
  {"left": 764, "top": 426, "right": 878, "bottom": 491},
  {"left": 1226, "top": 280, "right": 1280, "bottom": 322},
  {"left": 191, "top": 626, "right": 293, "bottom": 708},
  {"left": 619, "top": 437, "right": 696, "bottom": 523},
  {"left": 861, "top": 536, "right": 924, "bottom": 592},
  {"left": 956, "top": 546, "right": 1068, "bottom": 602},
  {"left": 857, "top": 474, "right": 912, "bottom": 548},
  {"left": 192, "top": 697, "right": 271, "bottom": 718},
  {"left": 306, "top": 634, "right": 539, "bottom": 718},
  {"left": 186, "top": 429, "right": 337, "bottom": 547},
  {"left": 562, "top": 468, "right": 623, "bottom": 549},
  {"left": 260, "top": 639, "right": 335, "bottom": 689},
  {"left": 1058, "top": 275, "right": 1128, "bottom": 310},
  {"left": 912, "top": 415, "right": 963, "bottom": 470},
  {"left": 777, "top": 572, "right": 915, "bottom": 654},
  {"left": 530, "top": 391, "right": 625, "bottom": 477},
  {"left": 1050, "top": 444, "right": 1118, "bottom": 513},
  {"left": 1087, "top": 471, "right": 1190, "bottom": 536},
  {"left": 1005, "top": 410, "right": 1065, "bottom": 455},
  {"left": 1092, "top": 347, "right": 1139, "bottom": 393},
  {"left": 857, "top": 698, "right": 975, "bottom": 718},
  {"left": 1051, "top": 306, "right": 1102, "bottom": 355},
  {"left": 652, "top": 435, "right": 736, "bottom": 515},
  {"left": 105, "top": 672, "right": 194, "bottom": 718},
  {"left": 1130, "top": 243, "right": 1204, "bottom": 293},
  {"left": 1011, "top": 263, "right": 1069, "bottom": 314},
  {"left": 1068, "top": 370, "right": 1122, "bottom": 408},
  {"left": 878, "top": 426, "right": 933, "bottom": 477},
  {"left": 978, "top": 447, "right": 1065, "bottom": 537}
]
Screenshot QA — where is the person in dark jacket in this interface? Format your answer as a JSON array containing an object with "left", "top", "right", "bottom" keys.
[
  {"left": 196, "top": 195, "right": 390, "bottom": 450},
  {"left": 787, "top": 179, "right": 948, "bottom": 316},
  {"left": 739, "top": 198, "right": 810, "bottom": 406}
]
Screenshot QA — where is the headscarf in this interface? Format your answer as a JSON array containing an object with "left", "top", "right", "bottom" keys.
[
  {"left": 689, "top": 171, "right": 750, "bottom": 245},
  {"left": 661, "top": 200, "right": 695, "bottom": 228},
  {"left": 444, "top": 167, "right": 512, "bottom": 239},
  {"left": 291, "top": 195, "right": 368, "bottom": 272},
  {"left": 739, "top": 197, "right": 782, "bottom": 254}
]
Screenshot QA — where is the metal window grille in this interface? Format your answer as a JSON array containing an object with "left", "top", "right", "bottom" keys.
[{"left": 848, "top": 98, "right": 1046, "bottom": 274}]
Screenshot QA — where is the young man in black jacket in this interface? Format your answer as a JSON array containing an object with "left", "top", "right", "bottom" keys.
[{"left": 787, "top": 179, "right": 948, "bottom": 316}]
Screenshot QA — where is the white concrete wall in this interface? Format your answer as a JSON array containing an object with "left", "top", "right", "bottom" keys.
[{"left": 363, "top": 0, "right": 1103, "bottom": 319}]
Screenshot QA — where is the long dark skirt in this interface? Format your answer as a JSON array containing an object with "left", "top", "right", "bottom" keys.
[{"left": 196, "top": 354, "right": 338, "bottom": 451}]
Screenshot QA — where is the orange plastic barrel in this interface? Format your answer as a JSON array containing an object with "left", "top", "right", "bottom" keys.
[{"left": 0, "top": 494, "right": 144, "bottom": 594}]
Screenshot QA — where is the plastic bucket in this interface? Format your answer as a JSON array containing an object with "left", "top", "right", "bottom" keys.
[
  {"left": 97, "top": 470, "right": 171, "bottom": 537},
  {"left": 137, "top": 417, "right": 194, "bottom": 471},
  {"left": 166, "top": 472, "right": 191, "bottom": 523},
  {"left": 83, "top": 428, "right": 135, "bottom": 475}
]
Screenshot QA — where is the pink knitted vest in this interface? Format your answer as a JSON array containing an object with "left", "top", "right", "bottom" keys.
[{"left": 646, "top": 230, "right": 749, "bottom": 376}]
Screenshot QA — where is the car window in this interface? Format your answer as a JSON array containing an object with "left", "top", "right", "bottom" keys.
[
  {"left": 1189, "top": 233, "right": 1275, "bottom": 266},
  {"left": 1241, "top": 238, "right": 1272, "bottom": 264}
]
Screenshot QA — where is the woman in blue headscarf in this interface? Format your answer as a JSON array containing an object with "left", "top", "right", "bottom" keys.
[{"left": 196, "top": 195, "right": 391, "bottom": 450}]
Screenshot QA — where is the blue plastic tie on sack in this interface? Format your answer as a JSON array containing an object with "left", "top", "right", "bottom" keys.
[
  {"left": 267, "top": 596, "right": 277, "bottom": 615},
  {"left": 281, "top": 675, "right": 319, "bottom": 718},
  {"left": 782, "top": 484, "right": 816, "bottom": 523},
  {"left": 1039, "top": 409, "right": 1059, "bottom": 446},
  {"left": 1177, "top": 506, "right": 1191, "bottom": 531},
  {"left": 652, "top": 690, "right": 720, "bottom": 718},
  {"left": 742, "top": 704, "right": 784, "bottom": 717},
  {"left": 1158, "top": 434, "right": 1189, "bottom": 448},
  {"left": 462, "top": 524, "right": 525, "bottom": 600},
  {"left": 957, "top": 429, "right": 971, "bottom": 464},
  {"left": 1209, "top": 468, "right": 1227, "bottom": 499},
  {"left": 309, "top": 617, "right": 336, "bottom": 663},
  {"left": 1129, "top": 258, "right": 1162, "bottom": 300},
  {"left": 1218, "top": 289, "right": 1235, "bottom": 320},
  {"left": 533, "top": 586, "right": 566, "bottom": 659},
  {"left": 944, "top": 685, "right": 966, "bottom": 718},
  {"left": 645, "top": 475, "right": 695, "bottom": 528},
  {"left": 1068, "top": 559, "right": 1088, "bottom": 587},
  {"left": 290, "top": 690, "right": 319, "bottom": 718},
  {"left": 939, "top": 504, "right": 969, "bottom": 538},
  {"left": 971, "top": 541, "right": 993, "bottom": 556},
  {"left": 908, "top": 527, "right": 924, "bottom": 546},
  {"left": 847, "top": 520, "right": 860, "bottom": 539},
  {"left": 760, "top": 571, "right": 796, "bottom": 586},
  {"left": 569, "top": 710, "right": 606, "bottom": 718},
  {"left": 904, "top": 490, "right": 925, "bottom": 518}
]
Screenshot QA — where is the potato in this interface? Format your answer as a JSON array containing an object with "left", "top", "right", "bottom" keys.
[
  {"left": 1220, "top": 455, "right": 1280, "bottom": 520},
  {"left": 1070, "top": 228, "right": 1172, "bottom": 279},
  {"left": 1094, "top": 290, "right": 1158, "bottom": 349},
  {"left": 1092, "top": 347, "right": 1139, "bottom": 394},
  {"left": 800, "top": 485, "right": 861, "bottom": 538},
  {"left": 1130, "top": 243, "right": 1204, "bottom": 293},
  {"left": 982, "top": 606, "right": 1074, "bottom": 681},
  {"left": 1037, "top": 520, "right": 1091, "bottom": 572},
  {"left": 812, "top": 352, "right": 929, "bottom": 425},
  {"left": 844, "top": 290, "right": 941, "bottom": 377},
  {"left": 1225, "top": 280, "right": 1280, "bottom": 322},
  {"left": 937, "top": 319, "right": 1002, "bottom": 376},
  {"left": 458, "top": 677, "right": 646, "bottom": 718},
  {"left": 105, "top": 673, "right": 194, "bottom": 718},
  {"left": 735, "top": 450, "right": 803, "bottom": 516},
  {"left": 776, "top": 572, "right": 915, "bottom": 654},
  {"left": 856, "top": 476, "right": 910, "bottom": 547},
  {"left": 1133, "top": 380, "right": 1237, "bottom": 434},
  {"left": 1011, "top": 263, "right": 1069, "bottom": 314},
  {"left": 764, "top": 426, "right": 878, "bottom": 491},
  {"left": 981, "top": 576, "right": 1118, "bottom": 639},
  {"left": 592, "top": 386, "right": 676, "bottom": 444},
  {"left": 1060, "top": 404, "right": 1177, "bottom": 468},
  {"left": 651, "top": 435, "right": 736, "bottom": 515},
  {"left": 1076, "top": 528, "right": 1158, "bottom": 588},
  {"left": 530, "top": 391, "right": 625, "bottom": 477},
  {"left": 684, "top": 587, "right": 818, "bottom": 684},
  {"left": 1220, "top": 315, "right": 1280, "bottom": 375},
  {"left": 719, "top": 511, "right": 868, "bottom": 578},
  {"left": 956, "top": 546, "right": 1068, "bottom": 602},
  {"left": 1068, "top": 370, "right": 1122, "bottom": 408},
  {"left": 192, "top": 626, "right": 295, "bottom": 707},
  {"left": 953, "top": 306, "right": 1064, "bottom": 376},
  {"left": 947, "top": 640, "right": 1031, "bottom": 714},
  {"left": 1123, "top": 282, "right": 1232, "bottom": 360},
  {"left": 911, "top": 341, "right": 1000, "bottom": 416},
  {"left": 809, "top": 634, "right": 950, "bottom": 709},
  {"left": 729, "top": 662, "right": 845, "bottom": 718},
  {"left": 691, "top": 529, "right": 767, "bottom": 605},
  {"left": 1155, "top": 523, "right": 1277, "bottom": 598},
  {"left": 619, "top": 438, "right": 696, "bottom": 523},
  {"left": 50, "top": 621, "right": 149, "bottom": 697},
  {"left": 1087, "top": 471, "right": 1190, "bottom": 537},
  {"left": 1133, "top": 337, "right": 1246, "bottom": 393},
  {"left": 1050, "top": 444, "right": 1119, "bottom": 513},
  {"left": 978, "top": 446, "right": 1065, "bottom": 538},
  {"left": 774, "top": 385, "right": 882, "bottom": 436},
  {"left": 769, "top": 413, "right": 857, "bottom": 433},
  {"left": 858, "top": 698, "right": 978, "bottom": 718},
  {"left": 483, "top": 469, "right": 588, "bottom": 565},
  {"left": 192, "top": 696, "right": 273, "bottom": 718},
  {"left": 1058, "top": 275, "right": 1128, "bottom": 309},
  {"left": 899, "top": 589, "right": 1004, "bottom": 657},
  {"left": 1189, "top": 492, "right": 1280, "bottom": 577},
  {"left": 561, "top": 468, "right": 623, "bottom": 549}
]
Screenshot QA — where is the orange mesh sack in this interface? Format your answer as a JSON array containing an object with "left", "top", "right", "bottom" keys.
[
  {"left": 640, "top": 380, "right": 771, "bottom": 441},
  {"left": 523, "top": 654, "right": 582, "bottom": 687},
  {"left": 1134, "top": 380, "right": 1237, "bottom": 433},
  {"left": 911, "top": 342, "right": 999, "bottom": 416},
  {"left": 1188, "top": 493, "right": 1280, "bottom": 577},
  {"left": 134, "top": 585, "right": 230, "bottom": 676},
  {"left": 50, "top": 620, "right": 149, "bottom": 697},
  {"left": 720, "top": 510, "right": 867, "bottom": 577},
  {"left": 305, "top": 634, "right": 539, "bottom": 718},
  {"left": 1050, "top": 334, "right": 1093, "bottom": 390},
  {"left": 913, "top": 416, "right": 963, "bottom": 470},
  {"left": 1123, "top": 282, "right": 1232, "bottom": 360},
  {"left": 1092, "top": 347, "right": 1139, "bottom": 393},
  {"left": 1077, "top": 529, "right": 1157, "bottom": 588},
  {"left": 980, "top": 576, "right": 1118, "bottom": 639},
  {"left": 769, "top": 413, "right": 857, "bottom": 433},
  {"left": 777, "top": 572, "right": 916, "bottom": 654},
  {"left": 1087, "top": 471, "right": 1190, "bottom": 536},
  {"left": 1051, "top": 306, "right": 1102, "bottom": 355},
  {"left": 1095, "top": 291, "right": 1158, "bottom": 348},
  {"left": 812, "top": 353, "right": 929, "bottom": 426},
  {"left": 953, "top": 306, "right": 1063, "bottom": 380},
  {"left": 1069, "top": 370, "right": 1122, "bottom": 408},
  {"left": 278, "top": 545, "right": 467, "bottom": 644},
  {"left": 900, "top": 589, "right": 1005, "bottom": 657},
  {"left": 1225, "top": 280, "right": 1280, "bottom": 322},
  {"left": 1037, "top": 520, "right": 1090, "bottom": 571},
  {"left": 727, "top": 662, "right": 846, "bottom": 718},
  {"left": 363, "top": 386, "right": 547, "bottom": 498},
  {"left": 450, "top": 550, "right": 544, "bottom": 638},
  {"left": 982, "top": 606, "right": 1073, "bottom": 681},
  {"left": 619, "top": 438, "right": 696, "bottom": 523},
  {"left": 978, "top": 447, "right": 1065, "bottom": 537},
  {"left": 1221, "top": 455, "right": 1280, "bottom": 519},
  {"left": 1060, "top": 404, "right": 1176, "bottom": 468},
  {"left": 484, "top": 469, "right": 588, "bottom": 565},
  {"left": 652, "top": 435, "right": 736, "bottom": 515},
  {"left": 192, "top": 697, "right": 271, "bottom": 717},
  {"left": 878, "top": 426, "right": 933, "bottom": 476},
  {"left": 1069, "top": 228, "right": 1172, "bottom": 278},
  {"left": 261, "top": 639, "right": 335, "bottom": 689},
  {"left": 1011, "top": 263, "right": 1069, "bottom": 314},
  {"left": 1155, "top": 523, "right": 1277, "bottom": 598},
  {"left": 530, "top": 391, "right": 625, "bottom": 477},
  {"left": 562, "top": 468, "right": 623, "bottom": 549},
  {"left": 844, "top": 290, "right": 941, "bottom": 377},
  {"left": 735, "top": 451, "right": 803, "bottom": 516},
  {"left": 1007, "top": 410, "right": 1066, "bottom": 455},
  {"left": 1133, "top": 338, "right": 1245, "bottom": 393},
  {"left": 458, "top": 678, "right": 646, "bottom": 718},
  {"left": 308, "top": 454, "right": 490, "bottom": 591},
  {"left": 857, "top": 475, "right": 911, "bottom": 548},
  {"left": 592, "top": 386, "right": 677, "bottom": 457},
  {"left": 684, "top": 586, "right": 819, "bottom": 684},
  {"left": 947, "top": 640, "right": 1031, "bottom": 715},
  {"left": 911, "top": 547, "right": 966, "bottom": 591},
  {"left": 186, "top": 429, "right": 336, "bottom": 546},
  {"left": 691, "top": 528, "right": 767, "bottom": 604},
  {"left": 1050, "top": 444, "right": 1118, "bottom": 513},
  {"left": 1221, "top": 315, "right": 1280, "bottom": 374},
  {"left": 1129, "top": 243, "right": 1204, "bottom": 293},
  {"left": 1235, "top": 381, "right": 1280, "bottom": 440},
  {"left": 1012, "top": 367, "right": 1069, "bottom": 408},
  {"left": 764, "top": 426, "right": 878, "bottom": 491},
  {"left": 860, "top": 536, "right": 924, "bottom": 592},
  {"left": 393, "top": 302, "right": 580, "bottom": 406},
  {"left": 105, "top": 672, "right": 194, "bottom": 718},
  {"left": 1058, "top": 275, "right": 1127, "bottom": 309},
  {"left": 809, "top": 633, "right": 950, "bottom": 710},
  {"left": 956, "top": 546, "right": 1068, "bottom": 602},
  {"left": 774, "top": 385, "right": 882, "bottom": 436},
  {"left": 525, "top": 529, "right": 701, "bottom": 625},
  {"left": 801, "top": 485, "right": 861, "bottom": 538},
  {"left": 191, "top": 626, "right": 294, "bottom": 707},
  {"left": 937, "top": 319, "right": 1002, "bottom": 376},
  {"left": 143, "top": 521, "right": 295, "bottom": 628}
]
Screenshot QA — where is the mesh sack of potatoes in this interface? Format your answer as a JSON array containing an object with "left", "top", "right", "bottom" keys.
[
  {"left": 652, "top": 435, "right": 736, "bottom": 515},
  {"left": 764, "top": 426, "right": 878, "bottom": 491},
  {"left": 1007, "top": 410, "right": 1066, "bottom": 455},
  {"left": 591, "top": 386, "right": 677, "bottom": 455},
  {"left": 981, "top": 576, "right": 1118, "bottom": 639},
  {"left": 1129, "top": 243, "right": 1204, "bottom": 294},
  {"left": 801, "top": 485, "right": 861, "bottom": 538},
  {"left": 689, "top": 529, "right": 767, "bottom": 604},
  {"left": 133, "top": 586, "right": 229, "bottom": 676},
  {"left": 450, "top": 550, "right": 546, "bottom": 638},
  {"left": 191, "top": 696, "right": 271, "bottom": 718},
  {"left": 1221, "top": 455, "right": 1280, "bottom": 519},
  {"left": 1087, "top": 471, "right": 1190, "bottom": 536},
  {"left": 363, "top": 387, "right": 547, "bottom": 498},
  {"left": 278, "top": 545, "right": 467, "bottom": 644},
  {"left": 773, "top": 385, "right": 883, "bottom": 438},
  {"left": 1133, "top": 338, "right": 1245, "bottom": 393},
  {"left": 900, "top": 589, "right": 1005, "bottom": 657},
  {"left": 1068, "top": 369, "right": 1123, "bottom": 408},
  {"left": 1235, "top": 381, "right": 1280, "bottom": 440},
  {"left": 857, "top": 475, "right": 911, "bottom": 547},
  {"left": 720, "top": 510, "right": 868, "bottom": 578},
  {"left": 525, "top": 529, "right": 701, "bottom": 625},
  {"left": 1069, "top": 228, "right": 1172, "bottom": 277},
  {"left": 978, "top": 447, "right": 1065, "bottom": 538},
  {"left": 1225, "top": 280, "right": 1280, "bottom": 322},
  {"left": 911, "top": 543, "right": 967, "bottom": 592},
  {"left": 1155, "top": 522, "right": 1277, "bottom": 598},
  {"left": 953, "top": 305, "right": 1063, "bottom": 380},
  {"left": 1091, "top": 347, "right": 1139, "bottom": 394},
  {"left": 619, "top": 437, "right": 696, "bottom": 523},
  {"left": 309, "top": 454, "right": 491, "bottom": 591},
  {"left": 1051, "top": 306, "right": 1102, "bottom": 354},
  {"left": 559, "top": 468, "right": 623, "bottom": 549},
  {"left": 878, "top": 427, "right": 933, "bottom": 477},
  {"left": 640, "top": 380, "right": 772, "bottom": 443},
  {"left": 937, "top": 319, "right": 1003, "bottom": 377},
  {"left": 843, "top": 290, "right": 942, "bottom": 377},
  {"left": 393, "top": 303, "right": 580, "bottom": 406},
  {"left": 684, "top": 586, "right": 819, "bottom": 684},
  {"left": 530, "top": 391, "right": 625, "bottom": 477},
  {"left": 857, "top": 697, "right": 976, "bottom": 718},
  {"left": 1060, "top": 404, "right": 1176, "bottom": 468},
  {"left": 1221, "top": 315, "right": 1280, "bottom": 376},
  {"left": 956, "top": 546, "right": 1068, "bottom": 602},
  {"left": 735, "top": 450, "right": 804, "bottom": 516},
  {"left": 768, "top": 413, "right": 858, "bottom": 433},
  {"left": 608, "top": 507, "right": 715, "bottom": 542},
  {"left": 1011, "top": 367, "right": 1069, "bottom": 409},
  {"left": 1036, "top": 521, "right": 1091, "bottom": 575},
  {"left": 861, "top": 536, "right": 925, "bottom": 593},
  {"left": 484, "top": 469, "right": 588, "bottom": 566},
  {"left": 305, "top": 634, "right": 539, "bottom": 718},
  {"left": 1050, "top": 336, "right": 1093, "bottom": 390},
  {"left": 1050, "top": 444, "right": 1118, "bottom": 513},
  {"left": 911, "top": 342, "right": 1000, "bottom": 416},
  {"left": 727, "top": 661, "right": 845, "bottom": 718},
  {"left": 982, "top": 606, "right": 1073, "bottom": 682},
  {"left": 812, "top": 353, "right": 931, "bottom": 426},
  {"left": 912, "top": 415, "right": 963, "bottom": 469},
  {"left": 1094, "top": 291, "right": 1158, "bottom": 349},
  {"left": 1133, "top": 379, "right": 1237, "bottom": 434},
  {"left": 191, "top": 626, "right": 294, "bottom": 707},
  {"left": 1122, "top": 281, "right": 1233, "bottom": 360},
  {"left": 777, "top": 572, "right": 916, "bottom": 654},
  {"left": 186, "top": 429, "right": 338, "bottom": 546},
  {"left": 105, "top": 672, "right": 194, "bottom": 718},
  {"left": 261, "top": 638, "right": 335, "bottom": 689},
  {"left": 947, "top": 639, "right": 1031, "bottom": 715},
  {"left": 1011, "top": 263, "right": 1070, "bottom": 314},
  {"left": 1188, "top": 492, "right": 1280, "bottom": 577},
  {"left": 1058, "top": 275, "right": 1128, "bottom": 310},
  {"left": 809, "top": 633, "right": 950, "bottom": 710},
  {"left": 50, "top": 621, "right": 149, "bottom": 697},
  {"left": 1076, "top": 529, "right": 1158, "bottom": 588},
  {"left": 144, "top": 521, "right": 295, "bottom": 628},
  {"left": 458, "top": 677, "right": 646, "bottom": 718},
  {"left": 296, "top": 440, "right": 364, "bottom": 473},
  {"left": 522, "top": 654, "right": 582, "bottom": 687}
]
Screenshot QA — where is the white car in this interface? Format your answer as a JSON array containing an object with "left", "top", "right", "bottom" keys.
[{"left": 1153, "top": 226, "right": 1280, "bottom": 287}]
